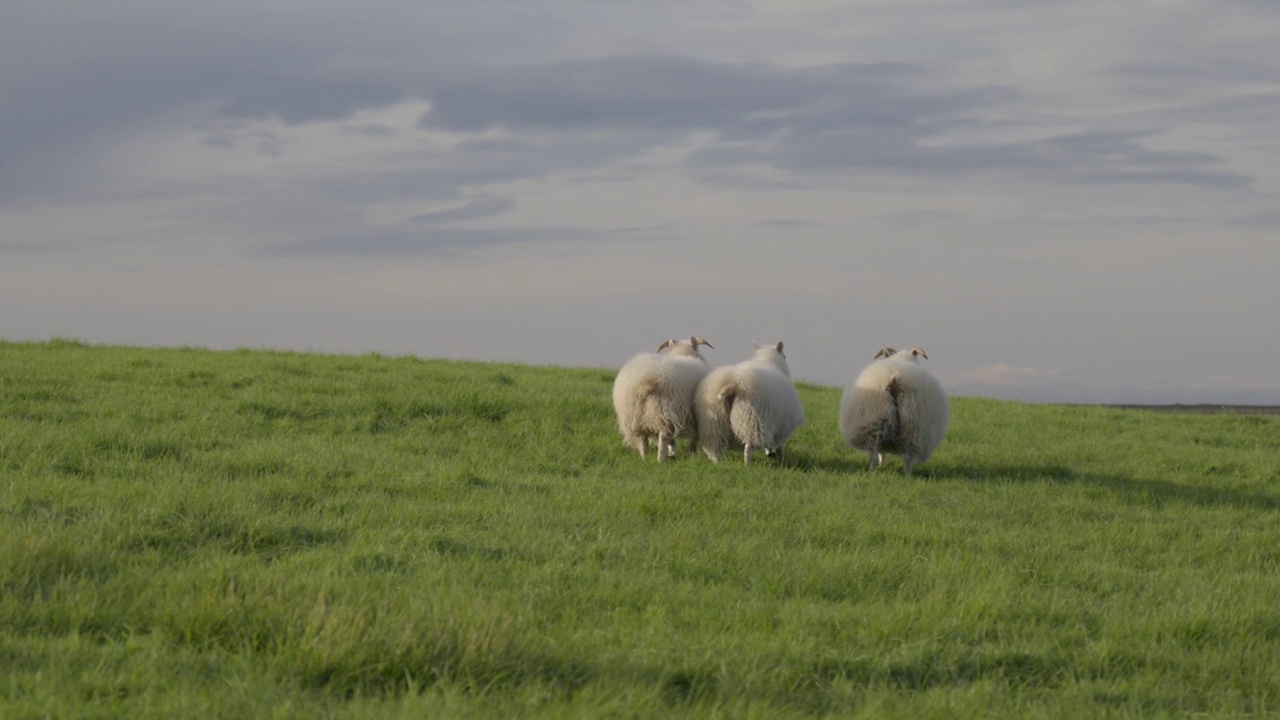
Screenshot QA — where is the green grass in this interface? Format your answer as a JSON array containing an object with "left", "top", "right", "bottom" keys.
[{"left": 2, "top": 338, "right": 1279, "bottom": 718}]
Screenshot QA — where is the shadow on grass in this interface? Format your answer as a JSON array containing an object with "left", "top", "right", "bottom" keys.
[
  {"left": 784, "top": 451, "right": 874, "bottom": 475},
  {"left": 947, "top": 463, "right": 1280, "bottom": 511},
  {"left": 787, "top": 451, "right": 1280, "bottom": 510}
]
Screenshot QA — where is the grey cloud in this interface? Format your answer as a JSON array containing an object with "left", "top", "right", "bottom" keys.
[
  {"left": 692, "top": 126, "right": 1251, "bottom": 190},
  {"left": 406, "top": 197, "right": 516, "bottom": 225},
  {"left": 603, "top": 223, "right": 678, "bottom": 236},
  {"left": 251, "top": 197, "right": 679, "bottom": 258},
  {"left": 263, "top": 225, "right": 596, "bottom": 257},
  {"left": 4, "top": 0, "right": 1270, "bottom": 258},
  {"left": 1184, "top": 92, "right": 1280, "bottom": 124},
  {"left": 0, "top": 57, "right": 405, "bottom": 203},
  {"left": 201, "top": 134, "right": 236, "bottom": 149},
  {"left": 9, "top": 34, "right": 1257, "bottom": 213},
  {"left": 690, "top": 171, "right": 811, "bottom": 192},
  {"left": 412, "top": 53, "right": 1249, "bottom": 190},
  {"left": 417, "top": 56, "right": 917, "bottom": 133},
  {"left": 1013, "top": 211, "right": 1195, "bottom": 228},
  {"left": 873, "top": 210, "right": 967, "bottom": 229},
  {"left": 257, "top": 137, "right": 282, "bottom": 158},
  {"left": 0, "top": 240, "right": 58, "bottom": 255},
  {"left": 1059, "top": 168, "right": 1249, "bottom": 189},
  {"left": 755, "top": 219, "right": 822, "bottom": 228},
  {"left": 1226, "top": 207, "right": 1280, "bottom": 230},
  {"left": 289, "top": 130, "right": 656, "bottom": 210},
  {"left": 1109, "top": 60, "right": 1278, "bottom": 85},
  {"left": 341, "top": 124, "right": 399, "bottom": 137},
  {"left": 722, "top": 85, "right": 1019, "bottom": 140},
  {"left": 218, "top": 74, "right": 404, "bottom": 124}
]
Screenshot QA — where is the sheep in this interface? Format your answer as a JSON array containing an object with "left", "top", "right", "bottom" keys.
[
  {"left": 695, "top": 341, "right": 806, "bottom": 466},
  {"left": 838, "top": 346, "right": 949, "bottom": 476},
  {"left": 612, "top": 336, "right": 714, "bottom": 461}
]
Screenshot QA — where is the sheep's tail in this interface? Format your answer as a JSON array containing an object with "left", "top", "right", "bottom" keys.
[
  {"left": 633, "top": 376, "right": 662, "bottom": 415},
  {"left": 635, "top": 376, "right": 659, "bottom": 399},
  {"left": 717, "top": 379, "right": 738, "bottom": 416},
  {"left": 887, "top": 374, "right": 903, "bottom": 433}
]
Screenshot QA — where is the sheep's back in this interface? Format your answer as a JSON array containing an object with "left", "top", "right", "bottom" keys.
[
  {"left": 695, "top": 366, "right": 738, "bottom": 448},
  {"left": 727, "top": 364, "right": 804, "bottom": 447},
  {"left": 661, "top": 355, "right": 711, "bottom": 391},
  {"left": 839, "top": 359, "right": 948, "bottom": 458},
  {"left": 851, "top": 359, "right": 901, "bottom": 392},
  {"left": 612, "top": 353, "right": 662, "bottom": 411},
  {"left": 839, "top": 383, "right": 898, "bottom": 451},
  {"left": 839, "top": 360, "right": 907, "bottom": 449},
  {"left": 624, "top": 353, "right": 708, "bottom": 435},
  {"left": 892, "top": 363, "right": 949, "bottom": 460}
]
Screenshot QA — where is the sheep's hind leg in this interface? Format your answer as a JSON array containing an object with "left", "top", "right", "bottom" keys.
[
  {"left": 657, "top": 432, "right": 671, "bottom": 462},
  {"left": 703, "top": 445, "right": 722, "bottom": 463},
  {"left": 744, "top": 443, "right": 755, "bottom": 467},
  {"left": 868, "top": 448, "right": 881, "bottom": 470}
]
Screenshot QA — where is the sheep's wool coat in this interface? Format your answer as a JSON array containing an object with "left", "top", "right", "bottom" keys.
[
  {"left": 695, "top": 345, "right": 805, "bottom": 463},
  {"left": 612, "top": 345, "right": 709, "bottom": 458},
  {"left": 839, "top": 352, "right": 949, "bottom": 467}
]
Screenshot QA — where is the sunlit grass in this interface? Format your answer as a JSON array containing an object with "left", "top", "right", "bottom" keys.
[{"left": 3, "top": 339, "right": 1279, "bottom": 718}]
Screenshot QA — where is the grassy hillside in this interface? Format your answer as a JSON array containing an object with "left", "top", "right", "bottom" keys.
[{"left": 2, "top": 339, "right": 1279, "bottom": 718}]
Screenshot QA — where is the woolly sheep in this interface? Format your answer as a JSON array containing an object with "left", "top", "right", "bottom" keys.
[
  {"left": 695, "top": 341, "right": 806, "bottom": 466},
  {"left": 838, "top": 347, "right": 949, "bottom": 476},
  {"left": 612, "top": 336, "right": 714, "bottom": 462}
]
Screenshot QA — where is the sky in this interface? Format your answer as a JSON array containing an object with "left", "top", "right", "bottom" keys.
[{"left": 3, "top": 0, "right": 1278, "bottom": 404}]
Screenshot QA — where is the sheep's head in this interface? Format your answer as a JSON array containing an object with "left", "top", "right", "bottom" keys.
[
  {"left": 876, "top": 347, "right": 928, "bottom": 362},
  {"left": 751, "top": 340, "right": 791, "bottom": 377},
  {"left": 658, "top": 336, "right": 713, "bottom": 359},
  {"left": 890, "top": 347, "right": 928, "bottom": 363},
  {"left": 751, "top": 340, "right": 785, "bottom": 357}
]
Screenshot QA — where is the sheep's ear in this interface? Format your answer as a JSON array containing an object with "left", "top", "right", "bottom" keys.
[
  {"left": 874, "top": 347, "right": 896, "bottom": 359},
  {"left": 657, "top": 339, "right": 674, "bottom": 352},
  {"left": 691, "top": 336, "right": 713, "bottom": 349},
  {"left": 775, "top": 341, "right": 784, "bottom": 353},
  {"left": 752, "top": 340, "right": 760, "bottom": 350},
  {"left": 911, "top": 347, "right": 928, "bottom": 359}
]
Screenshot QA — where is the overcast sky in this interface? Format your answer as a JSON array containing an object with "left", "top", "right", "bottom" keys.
[{"left": 3, "top": 0, "right": 1278, "bottom": 403}]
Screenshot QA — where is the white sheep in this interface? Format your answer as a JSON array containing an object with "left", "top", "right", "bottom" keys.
[
  {"left": 838, "top": 347, "right": 949, "bottom": 476},
  {"left": 695, "top": 341, "right": 806, "bottom": 466},
  {"left": 612, "top": 336, "right": 714, "bottom": 461}
]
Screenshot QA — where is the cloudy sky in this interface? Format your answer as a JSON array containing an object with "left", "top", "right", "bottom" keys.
[{"left": 3, "top": 0, "right": 1278, "bottom": 403}]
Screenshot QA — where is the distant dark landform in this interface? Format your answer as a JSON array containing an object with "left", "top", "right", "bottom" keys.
[{"left": 1099, "top": 404, "right": 1280, "bottom": 415}]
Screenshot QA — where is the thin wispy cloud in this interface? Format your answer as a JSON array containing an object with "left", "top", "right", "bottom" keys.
[
  {"left": 755, "top": 219, "right": 822, "bottom": 228},
  {"left": 406, "top": 197, "right": 517, "bottom": 226},
  {"left": 873, "top": 210, "right": 967, "bottom": 229},
  {"left": 947, "top": 364, "right": 1067, "bottom": 388},
  {"left": 263, "top": 226, "right": 599, "bottom": 258}
]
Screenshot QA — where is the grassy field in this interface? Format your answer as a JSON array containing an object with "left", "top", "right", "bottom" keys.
[{"left": 2, "top": 339, "right": 1279, "bottom": 718}]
